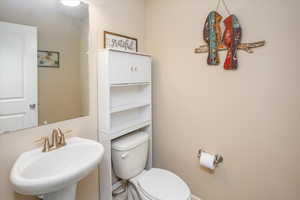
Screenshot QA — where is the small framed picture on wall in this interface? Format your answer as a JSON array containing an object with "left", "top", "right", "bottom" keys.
[
  {"left": 104, "top": 31, "right": 138, "bottom": 52},
  {"left": 38, "top": 50, "right": 60, "bottom": 68}
]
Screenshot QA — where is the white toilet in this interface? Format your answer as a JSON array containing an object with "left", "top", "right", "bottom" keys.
[{"left": 112, "top": 131, "right": 191, "bottom": 200}]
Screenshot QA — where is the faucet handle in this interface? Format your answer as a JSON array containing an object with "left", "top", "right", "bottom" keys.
[
  {"left": 42, "top": 137, "right": 50, "bottom": 152},
  {"left": 35, "top": 137, "right": 50, "bottom": 152},
  {"left": 51, "top": 129, "right": 60, "bottom": 148},
  {"left": 57, "top": 128, "right": 73, "bottom": 145},
  {"left": 60, "top": 133, "right": 66, "bottom": 145},
  {"left": 57, "top": 128, "right": 66, "bottom": 146}
]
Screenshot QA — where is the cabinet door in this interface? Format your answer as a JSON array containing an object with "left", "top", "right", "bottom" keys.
[
  {"left": 130, "top": 54, "right": 151, "bottom": 83},
  {"left": 109, "top": 52, "right": 131, "bottom": 84},
  {"left": 109, "top": 51, "right": 151, "bottom": 84}
]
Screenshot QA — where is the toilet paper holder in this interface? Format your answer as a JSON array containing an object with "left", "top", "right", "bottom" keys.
[{"left": 197, "top": 149, "right": 224, "bottom": 167}]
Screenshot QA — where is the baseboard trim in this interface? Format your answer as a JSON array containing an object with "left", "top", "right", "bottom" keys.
[{"left": 192, "top": 194, "right": 202, "bottom": 200}]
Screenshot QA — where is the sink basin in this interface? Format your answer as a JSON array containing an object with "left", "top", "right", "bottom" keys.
[{"left": 10, "top": 137, "right": 104, "bottom": 200}]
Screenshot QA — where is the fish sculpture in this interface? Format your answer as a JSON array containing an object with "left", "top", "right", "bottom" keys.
[
  {"left": 203, "top": 11, "right": 223, "bottom": 65},
  {"left": 222, "top": 15, "right": 242, "bottom": 70}
]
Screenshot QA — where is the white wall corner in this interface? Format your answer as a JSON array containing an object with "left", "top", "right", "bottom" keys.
[{"left": 192, "top": 194, "right": 203, "bottom": 200}]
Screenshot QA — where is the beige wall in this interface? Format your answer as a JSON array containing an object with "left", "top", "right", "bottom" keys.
[
  {"left": 145, "top": 0, "right": 300, "bottom": 199},
  {"left": 0, "top": 0, "right": 145, "bottom": 200},
  {"left": 90, "top": 0, "right": 145, "bottom": 50}
]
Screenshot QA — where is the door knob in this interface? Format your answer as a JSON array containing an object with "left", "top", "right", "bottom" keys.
[{"left": 29, "top": 104, "right": 36, "bottom": 109}]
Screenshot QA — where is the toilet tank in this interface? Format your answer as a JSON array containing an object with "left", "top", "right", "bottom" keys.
[{"left": 111, "top": 131, "right": 149, "bottom": 180}]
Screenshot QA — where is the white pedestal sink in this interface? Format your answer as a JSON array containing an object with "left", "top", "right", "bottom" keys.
[{"left": 10, "top": 137, "right": 104, "bottom": 200}]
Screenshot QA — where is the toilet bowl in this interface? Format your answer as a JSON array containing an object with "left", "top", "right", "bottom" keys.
[
  {"left": 111, "top": 131, "right": 191, "bottom": 200},
  {"left": 130, "top": 169, "right": 191, "bottom": 200}
]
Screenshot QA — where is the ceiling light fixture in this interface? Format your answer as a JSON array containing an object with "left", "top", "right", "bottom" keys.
[{"left": 60, "top": 0, "right": 81, "bottom": 7}]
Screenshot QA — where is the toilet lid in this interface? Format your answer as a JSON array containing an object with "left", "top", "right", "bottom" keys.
[{"left": 137, "top": 168, "right": 190, "bottom": 200}]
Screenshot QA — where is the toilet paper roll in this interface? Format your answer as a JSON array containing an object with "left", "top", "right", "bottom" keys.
[{"left": 199, "top": 152, "right": 216, "bottom": 170}]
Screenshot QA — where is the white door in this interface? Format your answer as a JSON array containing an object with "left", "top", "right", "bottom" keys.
[{"left": 0, "top": 21, "right": 38, "bottom": 134}]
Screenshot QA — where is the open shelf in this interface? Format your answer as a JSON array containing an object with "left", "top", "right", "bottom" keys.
[
  {"left": 109, "top": 120, "right": 151, "bottom": 139},
  {"left": 110, "top": 106, "right": 150, "bottom": 135},
  {"left": 110, "top": 102, "right": 150, "bottom": 113},
  {"left": 110, "top": 82, "right": 151, "bottom": 87},
  {"left": 110, "top": 83, "right": 151, "bottom": 114}
]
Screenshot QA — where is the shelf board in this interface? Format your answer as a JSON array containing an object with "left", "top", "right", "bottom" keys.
[
  {"left": 110, "top": 82, "right": 151, "bottom": 87},
  {"left": 105, "top": 48, "right": 152, "bottom": 57},
  {"left": 109, "top": 120, "right": 151, "bottom": 139},
  {"left": 110, "top": 102, "right": 150, "bottom": 114}
]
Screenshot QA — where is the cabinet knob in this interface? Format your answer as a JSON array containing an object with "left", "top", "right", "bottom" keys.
[
  {"left": 130, "top": 66, "right": 134, "bottom": 72},
  {"left": 121, "top": 153, "right": 129, "bottom": 159},
  {"left": 134, "top": 67, "right": 138, "bottom": 71}
]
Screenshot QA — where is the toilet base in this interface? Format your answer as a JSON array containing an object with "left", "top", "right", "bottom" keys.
[{"left": 128, "top": 169, "right": 192, "bottom": 200}]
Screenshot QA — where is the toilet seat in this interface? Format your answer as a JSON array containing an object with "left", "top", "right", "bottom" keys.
[{"left": 136, "top": 168, "right": 191, "bottom": 200}]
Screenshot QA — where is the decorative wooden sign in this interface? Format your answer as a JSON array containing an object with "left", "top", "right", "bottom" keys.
[{"left": 104, "top": 31, "right": 138, "bottom": 52}]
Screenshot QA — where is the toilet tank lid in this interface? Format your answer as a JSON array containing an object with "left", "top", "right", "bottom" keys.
[{"left": 112, "top": 131, "right": 149, "bottom": 151}]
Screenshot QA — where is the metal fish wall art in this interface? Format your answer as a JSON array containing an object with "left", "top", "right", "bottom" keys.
[
  {"left": 222, "top": 15, "right": 242, "bottom": 70},
  {"left": 203, "top": 11, "right": 223, "bottom": 65},
  {"left": 196, "top": 11, "right": 265, "bottom": 71}
]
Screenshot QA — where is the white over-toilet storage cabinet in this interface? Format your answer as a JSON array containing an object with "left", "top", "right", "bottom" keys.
[{"left": 97, "top": 49, "right": 152, "bottom": 200}]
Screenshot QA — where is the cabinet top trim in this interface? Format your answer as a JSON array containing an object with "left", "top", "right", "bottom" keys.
[{"left": 99, "top": 48, "right": 152, "bottom": 57}]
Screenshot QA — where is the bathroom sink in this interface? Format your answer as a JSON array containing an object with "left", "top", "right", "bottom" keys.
[{"left": 10, "top": 137, "right": 104, "bottom": 200}]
